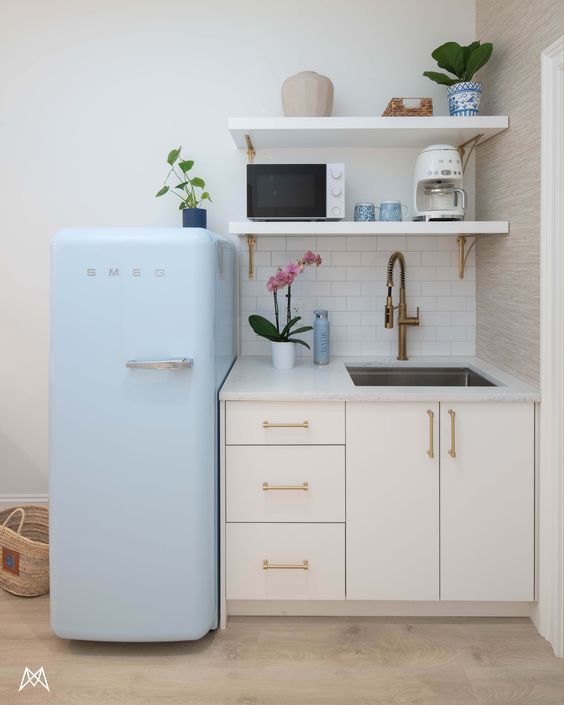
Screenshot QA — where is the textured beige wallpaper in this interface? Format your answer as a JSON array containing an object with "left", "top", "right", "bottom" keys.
[{"left": 475, "top": 0, "right": 563, "bottom": 385}]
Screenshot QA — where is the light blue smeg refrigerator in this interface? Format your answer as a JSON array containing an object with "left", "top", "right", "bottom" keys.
[{"left": 49, "top": 227, "right": 236, "bottom": 641}]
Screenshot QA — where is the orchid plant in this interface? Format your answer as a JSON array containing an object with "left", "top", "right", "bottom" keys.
[{"left": 248, "top": 251, "right": 322, "bottom": 349}]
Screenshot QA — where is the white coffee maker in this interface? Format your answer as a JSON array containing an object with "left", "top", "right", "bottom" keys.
[{"left": 413, "top": 144, "right": 466, "bottom": 221}]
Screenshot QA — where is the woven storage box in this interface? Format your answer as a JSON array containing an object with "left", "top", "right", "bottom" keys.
[
  {"left": 0, "top": 505, "right": 49, "bottom": 596},
  {"left": 382, "top": 97, "right": 433, "bottom": 117}
]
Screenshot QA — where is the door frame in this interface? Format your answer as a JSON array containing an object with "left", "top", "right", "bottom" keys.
[{"left": 533, "top": 35, "right": 564, "bottom": 658}]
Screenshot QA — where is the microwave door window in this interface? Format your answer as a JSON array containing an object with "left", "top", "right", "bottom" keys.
[{"left": 248, "top": 165, "right": 326, "bottom": 219}]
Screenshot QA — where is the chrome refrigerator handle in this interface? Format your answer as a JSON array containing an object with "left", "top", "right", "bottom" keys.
[{"left": 125, "top": 358, "right": 193, "bottom": 370}]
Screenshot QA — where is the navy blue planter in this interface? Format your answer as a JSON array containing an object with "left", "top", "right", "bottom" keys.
[{"left": 182, "top": 208, "right": 207, "bottom": 228}]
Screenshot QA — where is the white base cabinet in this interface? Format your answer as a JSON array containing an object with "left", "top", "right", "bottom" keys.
[
  {"left": 223, "top": 399, "right": 535, "bottom": 614},
  {"left": 440, "top": 403, "right": 534, "bottom": 601},
  {"left": 346, "top": 402, "right": 440, "bottom": 600}
]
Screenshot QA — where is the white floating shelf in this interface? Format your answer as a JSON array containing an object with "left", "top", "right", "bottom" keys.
[
  {"left": 229, "top": 221, "right": 509, "bottom": 236},
  {"left": 229, "top": 116, "right": 509, "bottom": 150}
]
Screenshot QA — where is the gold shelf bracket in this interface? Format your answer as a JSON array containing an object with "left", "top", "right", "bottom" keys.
[
  {"left": 247, "top": 234, "right": 257, "bottom": 280},
  {"left": 457, "top": 235, "right": 477, "bottom": 279},
  {"left": 244, "top": 134, "right": 255, "bottom": 164},
  {"left": 457, "top": 133, "right": 484, "bottom": 173}
]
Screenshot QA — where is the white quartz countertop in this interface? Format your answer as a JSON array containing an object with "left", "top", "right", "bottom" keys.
[{"left": 219, "top": 356, "right": 539, "bottom": 402}]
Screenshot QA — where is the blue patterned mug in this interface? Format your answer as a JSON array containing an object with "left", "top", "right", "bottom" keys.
[
  {"left": 354, "top": 202, "right": 376, "bottom": 222},
  {"left": 377, "top": 201, "right": 410, "bottom": 222}
]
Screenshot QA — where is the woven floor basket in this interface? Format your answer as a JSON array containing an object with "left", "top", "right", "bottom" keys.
[{"left": 0, "top": 505, "right": 49, "bottom": 597}]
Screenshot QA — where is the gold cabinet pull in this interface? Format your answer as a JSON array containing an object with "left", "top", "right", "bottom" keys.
[
  {"left": 263, "top": 559, "right": 309, "bottom": 570},
  {"left": 448, "top": 409, "right": 456, "bottom": 458},
  {"left": 427, "top": 409, "right": 434, "bottom": 458},
  {"left": 263, "top": 482, "right": 309, "bottom": 491},
  {"left": 262, "top": 420, "right": 309, "bottom": 429}
]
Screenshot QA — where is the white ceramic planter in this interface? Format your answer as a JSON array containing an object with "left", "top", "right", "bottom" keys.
[{"left": 271, "top": 341, "right": 296, "bottom": 370}]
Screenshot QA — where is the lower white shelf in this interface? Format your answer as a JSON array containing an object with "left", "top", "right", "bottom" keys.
[{"left": 229, "top": 221, "right": 509, "bottom": 236}]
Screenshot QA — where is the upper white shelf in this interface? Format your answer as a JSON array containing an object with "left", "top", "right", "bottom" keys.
[
  {"left": 229, "top": 221, "right": 509, "bottom": 236},
  {"left": 228, "top": 116, "right": 509, "bottom": 150}
]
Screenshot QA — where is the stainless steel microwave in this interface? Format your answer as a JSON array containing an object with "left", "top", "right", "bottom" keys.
[{"left": 246, "top": 163, "right": 345, "bottom": 221}]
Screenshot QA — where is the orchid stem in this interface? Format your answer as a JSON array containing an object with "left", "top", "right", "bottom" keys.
[{"left": 273, "top": 291, "right": 280, "bottom": 333}]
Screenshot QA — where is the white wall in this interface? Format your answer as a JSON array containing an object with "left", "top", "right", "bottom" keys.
[{"left": 0, "top": 0, "right": 475, "bottom": 494}]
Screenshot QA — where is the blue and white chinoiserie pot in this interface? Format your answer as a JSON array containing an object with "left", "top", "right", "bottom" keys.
[{"left": 447, "top": 81, "right": 482, "bottom": 116}]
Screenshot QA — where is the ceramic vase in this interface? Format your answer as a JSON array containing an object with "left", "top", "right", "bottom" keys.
[
  {"left": 447, "top": 81, "right": 482, "bottom": 116},
  {"left": 281, "top": 71, "right": 334, "bottom": 117},
  {"left": 271, "top": 341, "right": 296, "bottom": 370}
]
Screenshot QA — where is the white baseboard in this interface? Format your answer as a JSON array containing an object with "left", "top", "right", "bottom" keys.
[
  {"left": 227, "top": 600, "right": 532, "bottom": 618},
  {"left": 0, "top": 493, "right": 48, "bottom": 508}
]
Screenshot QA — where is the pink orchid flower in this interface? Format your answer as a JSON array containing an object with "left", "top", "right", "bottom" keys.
[{"left": 282, "top": 261, "right": 301, "bottom": 278}]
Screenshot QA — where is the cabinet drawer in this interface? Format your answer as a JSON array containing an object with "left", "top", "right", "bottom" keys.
[
  {"left": 226, "top": 401, "right": 345, "bottom": 445},
  {"left": 226, "top": 446, "right": 345, "bottom": 522},
  {"left": 226, "top": 523, "right": 345, "bottom": 600}
]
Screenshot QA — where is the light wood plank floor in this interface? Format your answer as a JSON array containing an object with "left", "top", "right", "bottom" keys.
[{"left": 0, "top": 591, "right": 562, "bottom": 704}]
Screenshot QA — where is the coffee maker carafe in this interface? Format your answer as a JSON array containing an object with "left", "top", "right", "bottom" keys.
[{"left": 413, "top": 144, "right": 466, "bottom": 221}]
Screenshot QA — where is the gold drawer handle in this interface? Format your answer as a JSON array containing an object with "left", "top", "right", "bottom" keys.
[
  {"left": 262, "top": 420, "right": 309, "bottom": 429},
  {"left": 263, "top": 560, "right": 309, "bottom": 571},
  {"left": 263, "top": 482, "right": 309, "bottom": 491},
  {"left": 427, "top": 409, "right": 434, "bottom": 458},
  {"left": 448, "top": 409, "right": 456, "bottom": 458}
]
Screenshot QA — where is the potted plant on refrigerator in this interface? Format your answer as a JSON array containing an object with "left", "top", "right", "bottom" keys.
[
  {"left": 155, "top": 146, "right": 211, "bottom": 227},
  {"left": 248, "top": 251, "right": 322, "bottom": 370},
  {"left": 423, "top": 40, "right": 493, "bottom": 116}
]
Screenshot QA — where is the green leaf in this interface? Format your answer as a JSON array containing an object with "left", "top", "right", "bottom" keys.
[
  {"left": 289, "top": 338, "right": 310, "bottom": 349},
  {"left": 288, "top": 326, "right": 313, "bottom": 336},
  {"left": 280, "top": 316, "right": 301, "bottom": 338},
  {"left": 432, "top": 41, "right": 465, "bottom": 78},
  {"left": 155, "top": 185, "right": 169, "bottom": 197},
  {"left": 179, "top": 202, "right": 187, "bottom": 210},
  {"left": 179, "top": 160, "right": 194, "bottom": 173},
  {"left": 190, "top": 177, "right": 205, "bottom": 189},
  {"left": 167, "top": 146, "right": 181, "bottom": 166},
  {"left": 200, "top": 191, "right": 211, "bottom": 201},
  {"left": 464, "top": 42, "right": 493, "bottom": 80},
  {"left": 174, "top": 181, "right": 189, "bottom": 189},
  {"left": 423, "top": 70, "right": 458, "bottom": 86},
  {"left": 248, "top": 314, "right": 281, "bottom": 340},
  {"left": 462, "top": 41, "right": 481, "bottom": 65}
]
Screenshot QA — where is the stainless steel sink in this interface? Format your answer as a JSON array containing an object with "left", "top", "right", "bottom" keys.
[{"left": 346, "top": 366, "right": 497, "bottom": 387}]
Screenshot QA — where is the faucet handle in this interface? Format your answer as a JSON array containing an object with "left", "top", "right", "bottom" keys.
[{"left": 385, "top": 296, "right": 394, "bottom": 328}]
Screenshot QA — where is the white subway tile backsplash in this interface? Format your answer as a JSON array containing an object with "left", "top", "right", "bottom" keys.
[
  {"left": 422, "top": 282, "right": 451, "bottom": 297},
  {"left": 422, "top": 251, "right": 451, "bottom": 266},
  {"left": 317, "top": 236, "right": 347, "bottom": 251},
  {"left": 451, "top": 341, "right": 475, "bottom": 355},
  {"left": 331, "top": 311, "right": 361, "bottom": 326},
  {"left": 331, "top": 281, "right": 362, "bottom": 296},
  {"left": 377, "top": 236, "right": 406, "bottom": 251},
  {"left": 316, "top": 266, "right": 347, "bottom": 281},
  {"left": 331, "top": 252, "right": 362, "bottom": 266},
  {"left": 346, "top": 236, "right": 377, "bottom": 251},
  {"left": 256, "top": 236, "right": 286, "bottom": 251},
  {"left": 407, "top": 236, "right": 437, "bottom": 251},
  {"left": 240, "top": 235, "right": 475, "bottom": 357},
  {"left": 437, "top": 296, "right": 467, "bottom": 311}
]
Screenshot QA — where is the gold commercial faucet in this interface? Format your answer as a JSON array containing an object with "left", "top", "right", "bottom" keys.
[{"left": 385, "top": 251, "right": 420, "bottom": 361}]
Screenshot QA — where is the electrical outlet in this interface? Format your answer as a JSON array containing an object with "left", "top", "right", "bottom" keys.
[{"left": 292, "top": 304, "right": 303, "bottom": 320}]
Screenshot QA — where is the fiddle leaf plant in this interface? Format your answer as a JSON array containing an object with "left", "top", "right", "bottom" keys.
[
  {"left": 424, "top": 40, "right": 493, "bottom": 86},
  {"left": 156, "top": 146, "right": 212, "bottom": 210}
]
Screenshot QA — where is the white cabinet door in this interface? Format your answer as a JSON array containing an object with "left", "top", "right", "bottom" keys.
[
  {"left": 440, "top": 402, "right": 534, "bottom": 601},
  {"left": 347, "top": 402, "right": 439, "bottom": 600}
]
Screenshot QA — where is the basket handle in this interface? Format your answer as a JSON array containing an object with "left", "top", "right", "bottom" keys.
[{"left": 1, "top": 507, "right": 25, "bottom": 535}]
